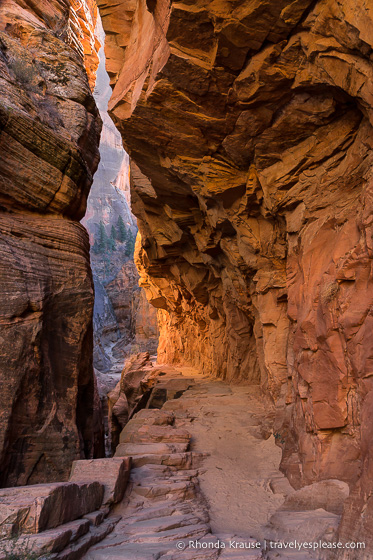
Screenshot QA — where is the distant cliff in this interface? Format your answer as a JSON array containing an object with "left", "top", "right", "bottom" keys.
[{"left": 82, "top": 19, "right": 158, "bottom": 375}]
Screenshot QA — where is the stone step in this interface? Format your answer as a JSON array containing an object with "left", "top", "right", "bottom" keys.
[
  {"left": 119, "top": 424, "right": 191, "bottom": 445},
  {"left": 84, "top": 542, "right": 176, "bottom": 560},
  {"left": 123, "top": 514, "right": 204, "bottom": 535},
  {"left": 0, "top": 519, "right": 91, "bottom": 559},
  {"left": 129, "top": 465, "right": 197, "bottom": 482},
  {"left": 130, "top": 451, "right": 193, "bottom": 469},
  {"left": 264, "top": 551, "right": 316, "bottom": 559},
  {"left": 69, "top": 458, "right": 131, "bottom": 507},
  {"left": 115, "top": 442, "right": 189, "bottom": 457},
  {"left": 124, "top": 493, "right": 205, "bottom": 515},
  {"left": 125, "top": 522, "right": 211, "bottom": 544},
  {"left": 219, "top": 552, "right": 262, "bottom": 559},
  {"left": 129, "top": 464, "right": 171, "bottom": 478},
  {"left": 123, "top": 502, "right": 199, "bottom": 524},
  {"left": 172, "top": 533, "right": 264, "bottom": 560},
  {"left": 216, "top": 537, "right": 263, "bottom": 559},
  {"left": 160, "top": 549, "right": 219, "bottom": 560},
  {"left": 131, "top": 409, "right": 175, "bottom": 426},
  {"left": 56, "top": 516, "right": 121, "bottom": 560},
  {"left": 132, "top": 480, "right": 196, "bottom": 500}
]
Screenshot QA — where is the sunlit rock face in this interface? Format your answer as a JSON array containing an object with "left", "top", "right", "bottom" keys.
[
  {"left": 0, "top": 0, "right": 102, "bottom": 486},
  {"left": 98, "top": 0, "right": 373, "bottom": 549}
]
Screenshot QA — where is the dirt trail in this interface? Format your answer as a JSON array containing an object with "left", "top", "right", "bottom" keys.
[
  {"left": 162, "top": 373, "right": 285, "bottom": 540},
  {"left": 83, "top": 367, "right": 343, "bottom": 560}
]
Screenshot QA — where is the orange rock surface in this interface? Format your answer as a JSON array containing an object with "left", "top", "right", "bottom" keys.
[
  {"left": 1, "top": 0, "right": 373, "bottom": 551},
  {"left": 98, "top": 0, "right": 373, "bottom": 551}
]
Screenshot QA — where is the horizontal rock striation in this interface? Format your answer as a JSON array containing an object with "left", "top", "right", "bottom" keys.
[
  {"left": 0, "top": 481, "right": 104, "bottom": 535},
  {"left": 0, "top": 0, "right": 102, "bottom": 486},
  {"left": 0, "top": 457, "right": 132, "bottom": 558},
  {"left": 98, "top": 0, "right": 373, "bottom": 551}
]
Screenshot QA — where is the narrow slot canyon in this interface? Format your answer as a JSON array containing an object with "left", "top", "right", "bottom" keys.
[
  {"left": 0, "top": 1, "right": 373, "bottom": 559},
  {"left": 80, "top": 16, "right": 159, "bottom": 454}
]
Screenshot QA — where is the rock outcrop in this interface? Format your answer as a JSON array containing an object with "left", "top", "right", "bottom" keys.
[
  {"left": 0, "top": 481, "right": 104, "bottom": 535},
  {"left": 98, "top": 0, "right": 373, "bottom": 552},
  {"left": 108, "top": 352, "right": 161, "bottom": 451},
  {"left": 69, "top": 457, "right": 131, "bottom": 506},
  {"left": 0, "top": 457, "right": 131, "bottom": 559},
  {"left": 0, "top": 0, "right": 102, "bottom": 486}
]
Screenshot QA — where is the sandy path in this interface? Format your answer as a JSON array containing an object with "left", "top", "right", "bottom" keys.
[
  {"left": 83, "top": 367, "right": 337, "bottom": 560},
  {"left": 164, "top": 377, "right": 285, "bottom": 540}
]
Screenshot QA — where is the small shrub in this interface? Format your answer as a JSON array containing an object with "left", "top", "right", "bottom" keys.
[
  {"left": 320, "top": 281, "right": 339, "bottom": 304},
  {"left": 130, "top": 344, "right": 140, "bottom": 354},
  {"left": 273, "top": 432, "right": 286, "bottom": 445},
  {"left": 8, "top": 58, "right": 39, "bottom": 90}
]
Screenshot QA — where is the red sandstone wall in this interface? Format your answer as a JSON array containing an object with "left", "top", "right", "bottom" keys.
[
  {"left": 0, "top": 0, "right": 102, "bottom": 486},
  {"left": 98, "top": 0, "right": 373, "bottom": 550}
]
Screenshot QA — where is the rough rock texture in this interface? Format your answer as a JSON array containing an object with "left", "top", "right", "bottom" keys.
[
  {"left": 0, "top": 0, "right": 102, "bottom": 486},
  {"left": 72, "top": 0, "right": 101, "bottom": 90},
  {"left": 84, "top": 366, "right": 343, "bottom": 560},
  {"left": 98, "top": 0, "right": 373, "bottom": 552},
  {"left": 0, "top": 481, "right": 104, "bottom": 535},
  {"left": 0, "top": 471, "right": 124, "bottom": 560},
  {"left": 0, "top": 216, "right": 101, "bottom": 487},
  {"left": 133, "top": 288, "right": 159, "bottom": 353},
  {"left": 107, "top": 352, "right": 162, "bottom": 451},
  {"left": 280, "top": 479, "right": 349, "bottom": 516},
  {"left": 69, "top": 457, "right": 131, "bottom": 506}
]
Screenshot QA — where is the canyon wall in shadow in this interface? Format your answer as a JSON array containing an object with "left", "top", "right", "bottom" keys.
[{"left": 0, "top": 0, "right": 103, "bottom": 486}]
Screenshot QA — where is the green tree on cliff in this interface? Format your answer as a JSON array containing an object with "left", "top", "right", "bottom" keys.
[
  {"left": 92, "top": 221, "right": 108, "bottom": 254},
  {"left": 108, "top": 226, "right": 117, "bottom": 252},
  {"left": 92, "top": 221, "right": 117, "bottom": 254},
  {"left": 117, "top": 215, "right": 127, "bottom": 242},
  {"left": 125, "top": 229, "right": 136, "bottom": 257}
]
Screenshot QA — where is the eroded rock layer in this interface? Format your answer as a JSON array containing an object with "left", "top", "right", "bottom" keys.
[
  {"left": 98, "top": 0, "right": 373, "bottom": 551},
  {"left": 0, "top": 0, "right": 102, "bottom": 486}
]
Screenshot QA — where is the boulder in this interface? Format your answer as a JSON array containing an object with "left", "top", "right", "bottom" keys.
[
  {"left": 69, "top": 458, "right": 131, "bottom": 506},
  {"left": 0, "top": 482, "right": 104, "bottom": 536},
  {"left": 281, "top": 479, "right": 349, "bottom": 515},
  {"left": 267, "top": 509, "right": 340, "bottom": 542}
]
